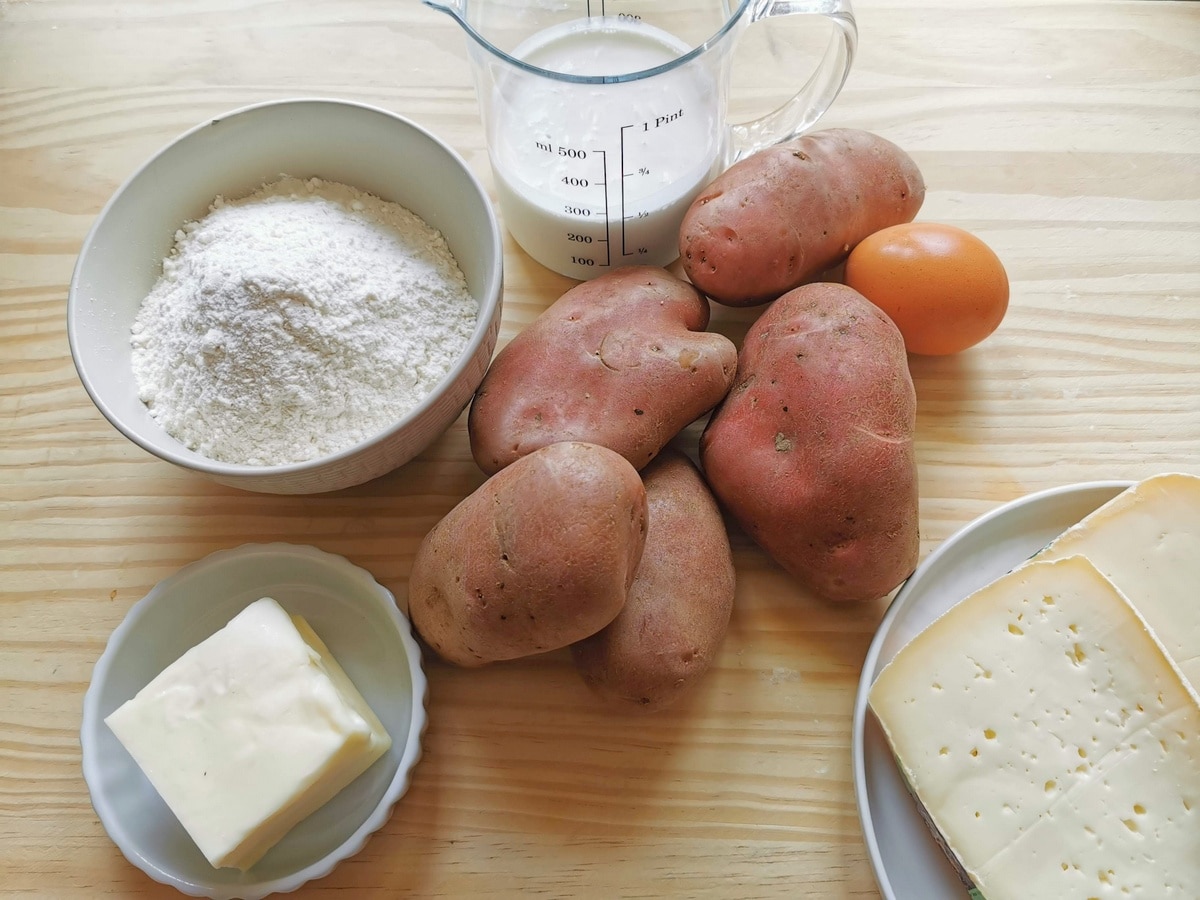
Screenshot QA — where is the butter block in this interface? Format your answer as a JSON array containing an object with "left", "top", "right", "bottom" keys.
[
  {"left": 869, "top": 556, "right": 1200, "bottom": 900},
  {"left": 105, "top": 597, "right": 392, "bottom": 871},
  {"left": 1034, "top": 471, "right": 1200, "bottom": 689}
]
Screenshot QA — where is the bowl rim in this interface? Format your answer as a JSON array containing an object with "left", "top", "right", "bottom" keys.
[
  {"left": 79, "top": 541, "right": 430, "bottom": 900},
  {"left": 66, "top": 96, "right": 504, "bottom": 480}
]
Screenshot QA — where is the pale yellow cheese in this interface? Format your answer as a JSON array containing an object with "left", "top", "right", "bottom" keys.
[
  {"left": 869, "top": 556, "right": 1200, "bottom": 900},
  {"left": 105, "top": 597, "right": 391, "bottom": 870},
  {"left": 1035, "top": 471, "right": 1200, "bottom": 689}
]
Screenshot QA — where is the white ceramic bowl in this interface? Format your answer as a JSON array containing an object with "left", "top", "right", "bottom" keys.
[
  {"left": 851, "top": 481, "right": 1133, "bottom": 899},
  {"left": 81, "top": 543, "right": 427, "bottom": 900},
  {"left": 68, "top": 98, "right": 503, "bottom": 494}
]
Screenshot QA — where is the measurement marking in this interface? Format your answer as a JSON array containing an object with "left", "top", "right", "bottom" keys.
[
  {"left": 596, "top": 149, "right": 612, "bottom": 266},
  {"left": 618, "top": 124, "right": 636, "bottom": 257}
]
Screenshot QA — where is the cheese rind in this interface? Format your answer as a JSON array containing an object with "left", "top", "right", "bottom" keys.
[
  {"left": 105, "top": 597, "right": 392, "bottom": 870},
  {"left": 1034, "top": 471, "right": 1200, "bottom": 689},
  {"left": 869, "top": 556, "right": 1200, "bottom": 900}
]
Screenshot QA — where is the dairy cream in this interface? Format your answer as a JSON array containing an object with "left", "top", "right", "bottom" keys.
[{"left": 489, "top": 17, "right": 721, "bottom": 280}]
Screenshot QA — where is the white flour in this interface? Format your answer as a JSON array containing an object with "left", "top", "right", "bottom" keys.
[{"left": 130, "top": 176, "right": 479, "bottom": 466}]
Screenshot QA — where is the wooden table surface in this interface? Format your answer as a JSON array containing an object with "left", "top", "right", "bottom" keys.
[{"left": 2, "top": 0, "right": 1198, "bottom": 897}]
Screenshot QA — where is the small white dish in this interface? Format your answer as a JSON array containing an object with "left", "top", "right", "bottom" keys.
[
  {"left": 852, "top": 480, "right": 1133, "bottom": 900},
  {"left": 81, "top": 543, "right": 427, "bottom": 900}
]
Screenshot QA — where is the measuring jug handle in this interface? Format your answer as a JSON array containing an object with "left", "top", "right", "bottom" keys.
[{"left": 728, "top": 0, "right": 858, "bottom": 162}]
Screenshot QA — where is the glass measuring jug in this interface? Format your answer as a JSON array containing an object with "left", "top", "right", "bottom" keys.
[{"left": 426, "top": 0, "right": 857, "bottom": 281}]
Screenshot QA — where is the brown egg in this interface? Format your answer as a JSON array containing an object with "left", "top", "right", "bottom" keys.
[{"left": 845, "top": 222, "right": 1009, "bottom": 356}]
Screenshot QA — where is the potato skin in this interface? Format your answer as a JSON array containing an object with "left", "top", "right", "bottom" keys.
[
  {"left": 679, "top": 128, "right": 925, "bottom": 307},
  {"left": 468, "top": 266, "right": 737, "bottom": 475},
  {"left": 570, "top": 450, "right": 735, "bottom": 711},
  {"left": 408, "top": 442, "right": 648, "bottom": 667},
  {"left": 699, "top": 283, "right": 919, "bottom": 603}
]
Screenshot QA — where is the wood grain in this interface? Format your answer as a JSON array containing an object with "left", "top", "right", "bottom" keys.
[{"left": 1, "top": 0, "right": 1198, "bottom": 897}]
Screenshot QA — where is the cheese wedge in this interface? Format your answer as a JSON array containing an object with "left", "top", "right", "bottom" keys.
[
  {"left": 869, "top": 556, "right": 1200, "bottom": 900},
  {"left": 1034, "top": 471, "right": 1200, "bottom": 689},
  {"left": 106, "top": 597, "right": 392, "bottom": 870}
]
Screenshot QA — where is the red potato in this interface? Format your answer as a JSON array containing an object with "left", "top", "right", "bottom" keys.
[
  {"left": 408, "top": 442, "right": 648, "bottom": 667},
  {"left": 468, "top": 266, "right": 737, "bottom": 475},
  {"left": 700, "top": 283, "right": 919, "bottom": 603},
  {"left": 571, "top": 450, "right": 735, "bottom": 712},
  {"left": 679, "top": 128, "right": 925, "bottom": 307}
]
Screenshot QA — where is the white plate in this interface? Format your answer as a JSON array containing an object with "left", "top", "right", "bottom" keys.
[
  {"left": 851, "top": 481, "right": 1132, "bottom": 899},
  {"left": 81, "top": 543, "right": 427, "bottom": 900}
]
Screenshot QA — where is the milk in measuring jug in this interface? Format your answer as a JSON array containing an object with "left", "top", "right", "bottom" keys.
[{"left": 489, "top": 17, "right": 721, "bottom": 280}]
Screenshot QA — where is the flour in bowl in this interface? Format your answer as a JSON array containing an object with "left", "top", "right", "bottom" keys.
[{"left": 130, "top": 176, "right": 479, "bottom": 466}]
